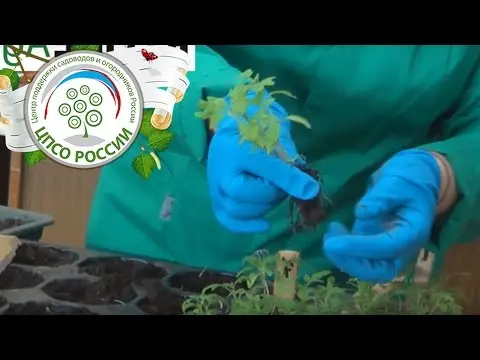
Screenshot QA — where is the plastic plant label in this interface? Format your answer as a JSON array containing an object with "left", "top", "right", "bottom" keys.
[{"left": 273, "top": 250, "right": 300, "bottom": 300}]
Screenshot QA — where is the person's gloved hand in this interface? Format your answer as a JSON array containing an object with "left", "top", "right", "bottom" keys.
[
  {"left": 207, "top": 95, "right": 320, "bottom": 233},
  {"left": 323, "top": 149, "right": 441, "bottom": 283}
]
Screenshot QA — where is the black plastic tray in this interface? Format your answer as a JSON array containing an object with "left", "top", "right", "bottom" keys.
[
  {"left": 0, "top": 240, "right": 234, "bottom": 315},
  {"left": 0, "top": 206, "right": 54, "bottom": 241}
]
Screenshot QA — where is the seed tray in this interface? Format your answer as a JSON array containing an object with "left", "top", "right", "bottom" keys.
[
  {"left": 0, "top": 240, "right": 236, "bottom": 315},
  {"left": 0, "top": 206, "right": 54, "bottom": 241}
]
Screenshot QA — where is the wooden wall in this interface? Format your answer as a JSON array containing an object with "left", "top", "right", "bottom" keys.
[
  {"left": 0, "top": 147, "right": 10, "bottom": 205},
  {"left": 444, "top": 241, "right": 480, "bottom": 314},
  {"left": 21, "top": 158, "right": 100, "bottom": 248}
]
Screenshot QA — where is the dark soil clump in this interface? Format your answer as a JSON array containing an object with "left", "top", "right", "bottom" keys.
[
  {"left": 290, "top": 165, "right": 327, "bottom": 233},
  {"left": 4, "top": 302, "right": 97, "bottom": 315},
  {"left": 0, "top": 218, "right": 25, "bottom": 231},
  {"left": 42, "top": 278, "right": 137, "bottom": 305},
  {"left": 41, "top": 257, "right": 168, "bottom": 306},
  {"left": 0, "top": 266, "right": 44, "bottom": 290},
  {"left": 13, "top": 243, "right": 79, "bottom": 267},
  {"left": 169, "top": 270, "right": 237, "bottom": 296},
  {"left": 138, "top": 280, "right": 185, "bottom": 315},
  {"left": 78, "top": 257, "right": 167, "bottom": 284}
]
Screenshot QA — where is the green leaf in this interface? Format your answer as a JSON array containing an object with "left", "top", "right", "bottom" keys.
[
  {"left": 202, "top": 284, "right": 227, "bottom": 295},
  {"left": 230, "top": 84, "right": 248, "bottom": 104},
  {"left": 140, "top": 108, "right": 155, "bottom": 137},
  {"left": 286, "top": 115, "right": 312, "bottom": 129},
  {"left": 24, "top": 150, "right": 47, "bottom": 166},
  {"left": 270, "top": 90, "right": 297, "bottom": 99},
  {"left": 263, "top": 97, "right": 275, "bottom": 108},
  {"left": 148, "top": 130, "right": 174, "bottom": 151},
  {"left": 241, "top": 69, "right": 254, "bottom": 79},
  {"left": 132, "top": 154, "right": 156, "bottom": 180},
  {"left": 308, "top": 271, "right": 331, "bottom": 284},
  {"left": 239, "top": 121, "right": 261, "bottom": 144},
  {"left": 260, "top": 76, "right": 276, "bottom": 87},
  {"left": 251, "top": 90, "right": 265, "bottom": 106},
  {"left": 249, "top": 83, "right": 265, "bottom": 94},
  {"left": 264, "top": 120, "right": 281, "bottom": 146},
  {"left": 246, "top": 273, "right": 259, "bottom": 289},
  {"left": 194, "top": 111, "right": 206, "bottom": 119},
  {"left": 238, "top": 122, "right": 250, "bottom": 143},
  {"left": 70, "top": 45, "right": 102, "bottom": 52},
  {"left": 209, "top": 110, "right": 225, "bottom": 130},
  {"left": 231, "top": 97, "right": 249, "bottom": 116},
  {"left": 296, "top": 287, "right": 312, "bottom": 302}
]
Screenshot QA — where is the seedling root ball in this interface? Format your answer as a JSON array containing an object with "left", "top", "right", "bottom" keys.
[{"left": 290, "top": 165, "right": 327, "bottom": 234}]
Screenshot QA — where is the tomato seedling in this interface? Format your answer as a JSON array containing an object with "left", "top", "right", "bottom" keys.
[
  {"left": 182, "top": 250, "right": 463, "bottom": 315},
  {"left": 195, "top": 69, "right": 329, "bottom": 232}
]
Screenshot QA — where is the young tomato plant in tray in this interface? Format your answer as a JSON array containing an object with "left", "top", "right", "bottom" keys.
[
  {"left": 182, "top": 250, "right": 463, "bottom": 315},
  {"left": 195, "top": 69, "right": 330, "bottom": 233}
]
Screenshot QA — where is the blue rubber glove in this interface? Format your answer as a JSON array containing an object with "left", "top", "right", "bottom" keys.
[
  {"left": 323, "top": 149, "right": 441, "bottom": 283},
  {"left": 207, "top": 96, "right": 320, "bottom": 233}
]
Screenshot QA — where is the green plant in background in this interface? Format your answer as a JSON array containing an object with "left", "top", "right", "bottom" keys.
[
  {"left": 19, "top": 45, "right": 175, "bottom": 176},
  {"left": 195, "top": 69, "right": 311, "bottom": 158},
  {"left": 181, "top": 251, "right": 463, "bottom": 315}
]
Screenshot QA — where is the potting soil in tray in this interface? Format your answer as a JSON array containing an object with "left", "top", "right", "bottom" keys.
[{"left": 0, "top": 240, "right": 238, "bottom": 315}]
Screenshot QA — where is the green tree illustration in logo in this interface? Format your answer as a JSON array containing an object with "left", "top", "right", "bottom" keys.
[{"left": 58, "top": 85, "right": 103, "bottom": 138}]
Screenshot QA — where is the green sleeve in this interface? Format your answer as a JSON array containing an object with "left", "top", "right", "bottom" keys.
[
  {"left": 174, "top": 46, "right": 240, "bottom": 160},
  {"left": 421, "top": 64, "right": 480, "bottom": 259}
]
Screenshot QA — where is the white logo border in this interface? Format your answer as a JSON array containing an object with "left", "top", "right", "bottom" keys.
[{"left": 24, "top": 50, "right": 144, "bottom": 169}]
